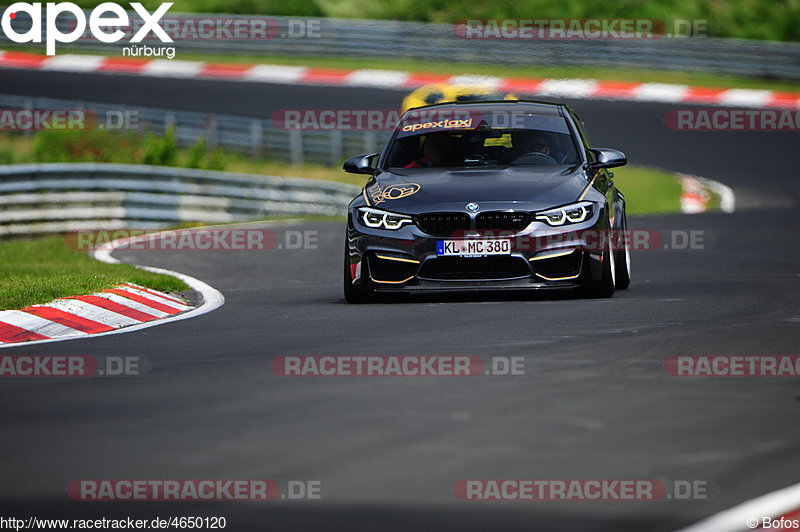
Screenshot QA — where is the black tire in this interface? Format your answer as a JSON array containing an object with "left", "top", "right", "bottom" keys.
[
  {"left": 614, "top": 211, "right": 631, "bottom": 290},
  {"left": 343, "top": 243, "right": 372, "bottom": 303},
  {"left": 585, "top": 219, "right": 616, "bottom": 298}
]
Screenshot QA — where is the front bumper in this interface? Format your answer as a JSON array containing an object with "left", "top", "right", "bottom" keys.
[{"left": 346, "top": 213, "right": 610, "bottom": 293}]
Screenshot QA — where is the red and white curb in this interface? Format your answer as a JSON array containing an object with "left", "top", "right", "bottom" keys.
[
  {"left": 0, "top": 283, "right": 192, "bottom": 344},
  {"left": 1, "top": 51, "right": 798, "bottom": 109},
  {"left": 0, "top": 232, "right": 225, "bottom": 348},
  {"left": 677, "top": 481, "right": 800, "bottom": 532},
  {"left": 680, "top": 174, "right": 736, "bottom": 214}
]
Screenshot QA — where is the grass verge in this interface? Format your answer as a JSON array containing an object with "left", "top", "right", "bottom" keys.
[
  {"left": 613, "top": 165, "right": 683, "bottom": 215},
  {"left": 0, "top": 236, "right": 188, "bottom": 311}
]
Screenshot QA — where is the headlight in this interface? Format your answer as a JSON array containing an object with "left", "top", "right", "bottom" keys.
[
  {"left": 535, "top": 201, "right": 595, "bottom": 226},
  {"left": 359, "top": 207, "right": 413, "bottom": 230}
]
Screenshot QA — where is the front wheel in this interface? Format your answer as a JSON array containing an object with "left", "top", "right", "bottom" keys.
[
  {"left": 584, "top": 220, "right": 616, "bottom": 298},
  {"left": 614, "top": 211, "right": 631, "bottom": 290},
  {"left": 343, "top": 243, "right": 372, "bottom": 303}
]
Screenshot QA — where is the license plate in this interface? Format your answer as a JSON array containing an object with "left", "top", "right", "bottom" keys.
[{"left": 437, "top": 239, "right": 511, "bottom": 257}]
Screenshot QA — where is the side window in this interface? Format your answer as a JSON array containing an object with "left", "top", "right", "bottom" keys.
[{"left": 569, "top": 110, "right": 595, "bottom": 163}]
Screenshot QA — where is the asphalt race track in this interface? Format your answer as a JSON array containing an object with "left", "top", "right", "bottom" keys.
[{"left": 1, "top": 69, "right": 799, "bottom": 531}]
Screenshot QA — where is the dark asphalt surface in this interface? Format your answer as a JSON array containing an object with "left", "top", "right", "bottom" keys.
[{"left": 1, "top": 69, "right": 799, "bottom": 531}]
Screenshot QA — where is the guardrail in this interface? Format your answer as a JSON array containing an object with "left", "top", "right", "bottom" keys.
[
  {"left": 0, "top": 94, "right": 388, "bottom": 166},
  {"left": 0, "top": 163, "right": 360, "bottom": 236},
  {"left": 1, "top": 10, "right": 799, "bottom": 80}
]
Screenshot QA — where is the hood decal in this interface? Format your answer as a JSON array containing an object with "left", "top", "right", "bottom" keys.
[{"left": 368, "top": 182, "right": 421, "bottom": 205}]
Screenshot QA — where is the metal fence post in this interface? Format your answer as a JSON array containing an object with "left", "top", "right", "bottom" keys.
[
  {"left": 330, "top": 130, "right": 343, "bottom": 166},
  {"left": 289, "top": 129, "right": 304, "bottom": 165},
  {"left": 206, "top": 114, "right": 218, "bottom": 150},
  {"left": 250, "top": 120, "right": 264, "bottom": 158},
  {"left": 22, "top": 98, "right": 33, "bottom": 138},
  {"left": 364, "top": 131, "right": 377, "bottom": 154}
]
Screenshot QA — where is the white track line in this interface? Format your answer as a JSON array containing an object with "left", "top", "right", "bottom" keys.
[
  {"left": 634, "top": 83, "right": 690, "bottom": 103},
  {"left": 537, "top": 79, "right": 599, "bottom": 98},
  {"left": 142, "top": 60, "right": 204, "bottom": 77},
  {"left": 676, "top": 481, "right": 800, "bottom": 532},
  {"left": 447, "top": 75, "right": 503, "bottom": 90},
  {"left": 42, "top": 54, "right": 105, "bottom": 72},
  {"left": 243, "top": 64, "right": 307, "bottom": 83},
  {"left": 718, "top": 89, "right": 774, "bottom": 108},
  {"left": 345, "top": 69, "right": 410, "bottom": 88}
]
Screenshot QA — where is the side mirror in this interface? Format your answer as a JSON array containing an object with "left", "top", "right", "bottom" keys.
[
  {"left": 343, "top": 152, "right": 380, "bottom": 175},
  {"left": 589, "top": 148, "right": 627, "bottom": 169}
]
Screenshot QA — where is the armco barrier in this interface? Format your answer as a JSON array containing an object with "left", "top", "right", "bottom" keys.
[
  {"left": 0, "top": 163, "right": 360, "bottom": 236},
  {"left": 0, "top": 94, "right": 388, "bottom": 167}
]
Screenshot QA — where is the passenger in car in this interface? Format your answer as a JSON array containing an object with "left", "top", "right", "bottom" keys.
[{"left": 405, "top": 133, "right": 457, "bottom": 167}]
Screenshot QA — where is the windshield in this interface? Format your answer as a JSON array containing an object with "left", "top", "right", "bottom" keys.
[{"left": 385, "top": 109, "right": 581, "bottom": 168}]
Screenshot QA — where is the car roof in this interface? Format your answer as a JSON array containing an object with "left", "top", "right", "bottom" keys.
[{"left": 402, "top": 99, "right": 567, "bottom": 116}]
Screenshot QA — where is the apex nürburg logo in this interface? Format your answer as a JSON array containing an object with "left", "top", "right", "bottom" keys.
[{"left": 1, "top": 2, "right": 174, "bottom": 55}]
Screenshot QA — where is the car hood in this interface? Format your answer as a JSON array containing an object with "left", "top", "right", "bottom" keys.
[{"left": 365, "top": 165, "right": 589, "bottom": 214}]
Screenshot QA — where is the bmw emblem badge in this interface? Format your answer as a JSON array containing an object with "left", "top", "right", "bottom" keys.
[{"left": 466, "top": 202, "right": 480, "bottom": 212}]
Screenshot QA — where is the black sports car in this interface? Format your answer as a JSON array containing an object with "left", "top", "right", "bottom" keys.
[{"left": 343, "top": 100, "right": 631, "bottom": 302}]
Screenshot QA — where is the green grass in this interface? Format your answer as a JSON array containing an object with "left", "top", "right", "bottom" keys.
[
  {"left": 0, "top": 236, "right": 188, "bottom": 311},
  {"left": 613, "top": 164, "right": 684, "bottom": 215},
  {"left": 9, "top": 45, "right": 800, "bottom": 93}
]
